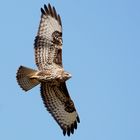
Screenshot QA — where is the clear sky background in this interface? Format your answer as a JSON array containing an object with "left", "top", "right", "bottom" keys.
[{"left": 0, "top": 0, "right": 140, "bottom": 140}]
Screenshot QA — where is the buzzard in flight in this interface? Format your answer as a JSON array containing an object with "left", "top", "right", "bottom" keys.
[{"left": 16, "top": 3, "right": 80, "bottom": 136}]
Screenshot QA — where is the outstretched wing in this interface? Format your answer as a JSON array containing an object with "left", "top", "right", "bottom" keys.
[
  {"left": 40, "top": 82, "right": 80, "bottom": 136},
  {"left": 34, "top": 4, "right": 63, "bottom": 70}
]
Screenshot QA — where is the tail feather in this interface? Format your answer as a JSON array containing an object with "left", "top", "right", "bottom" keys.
[{"left": 16, "top": 66, "right": 39, "bottom": 91}]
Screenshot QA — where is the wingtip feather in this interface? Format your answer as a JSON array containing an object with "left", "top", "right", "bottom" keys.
[
  {"left": 77, "top": 115, "right": 80, "bottom": 123},
  {"left": 40, "top": 3, "right": 62, "bottom": 26},
  {"left": 41, "top": 7, "right": 45, "bottom": 15}
]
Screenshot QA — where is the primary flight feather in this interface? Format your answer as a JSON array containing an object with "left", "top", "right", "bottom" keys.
[{"left": 16, "top": 3, "right": 80, "bottom": 136}]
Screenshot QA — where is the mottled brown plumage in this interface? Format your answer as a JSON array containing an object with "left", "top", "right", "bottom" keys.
[{"left": 16, "top": 3, "right": 80, "bottom": 136}]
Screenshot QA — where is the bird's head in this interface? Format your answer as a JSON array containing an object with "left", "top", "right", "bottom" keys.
[{"left": 62, "top": 71, "right": 72, "bottom": 81}]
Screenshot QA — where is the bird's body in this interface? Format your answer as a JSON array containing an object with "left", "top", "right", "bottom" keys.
[
  {"left": 30, "top": 67, "right": 71, "bottom": 83},
  {"left": 16, "top": 4, "right": 80, "bottom": 136}
]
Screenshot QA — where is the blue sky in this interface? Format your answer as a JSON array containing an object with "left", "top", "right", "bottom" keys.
[{"left": 0, "top": 0, "right": 140, "bottom": 140}]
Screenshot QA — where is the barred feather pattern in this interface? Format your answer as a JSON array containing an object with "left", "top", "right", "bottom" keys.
[
  {"left": 34, "top": 4, "right": 62, "bottom": 70},
  {"left": 40, "top": 82, "right": 80, "bottom": 136},
  {"left": 16, "top": 66, "right": 39, "bottom": 91}
]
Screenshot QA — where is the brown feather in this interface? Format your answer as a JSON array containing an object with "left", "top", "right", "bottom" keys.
[
  {"left": 40, "top": 82, "right": 80, "bottom": 136},
  {"left": 16, "top": 66, "right": 39, "bottom": 91},
  {"left": 35, "top": 4, "right": 62, "bottom": 70}
]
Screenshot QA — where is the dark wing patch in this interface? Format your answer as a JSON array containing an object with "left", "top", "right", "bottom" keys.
[
  {"left": 40, "top": 82, "right": 80, "bottom": 136},
  {"left": 53, "top": 48, "right": 62, "bottom": 67}
]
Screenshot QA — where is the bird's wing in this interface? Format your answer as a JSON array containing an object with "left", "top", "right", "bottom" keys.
[
  {"left": 40, "top": 82, "right": 80, "bottom": 136},
  {"left": 34, "top": 4, "right": 63, "bottom": 70}
]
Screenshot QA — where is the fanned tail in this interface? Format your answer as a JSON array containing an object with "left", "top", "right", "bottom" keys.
[{"left": 16, "top": 66, "right": 39, "bottom": 91}]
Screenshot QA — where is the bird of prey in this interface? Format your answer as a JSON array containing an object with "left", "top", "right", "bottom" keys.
[{"left": 16, "top": 3, "right": 80, "bottom": 136}]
